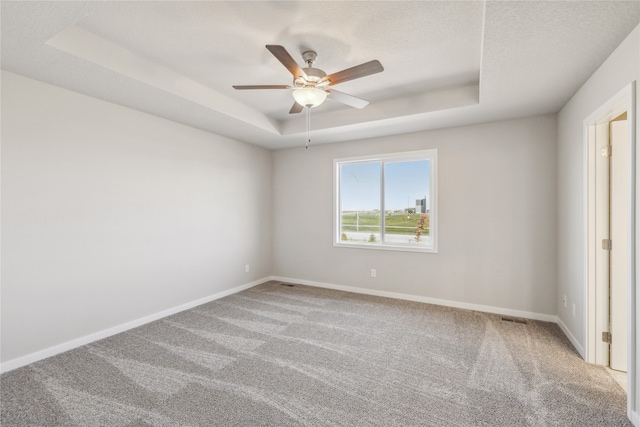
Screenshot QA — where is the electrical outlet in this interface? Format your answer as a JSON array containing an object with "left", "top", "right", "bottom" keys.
[
  {"left": 563, "top": 295, "right": 567, "bottom": 308},
  {"left": 245, "top": 264, "right": 250, "bottom": 273},
  {"left": 370, "top": 269, "right": 376, "bottom": 278},
  {"left": 572, "top": 304, "right": 576, "bottom": 318}
]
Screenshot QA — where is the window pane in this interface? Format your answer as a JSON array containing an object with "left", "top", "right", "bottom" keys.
[
  {"left": 339, "top": 162, "right": 381, "bottom": 244},
  {"left": 383, "top": 160, "right": 431, "bottom": 245},
  {"left": 334, "top": 149, "right": 437, "bottom": 253}
]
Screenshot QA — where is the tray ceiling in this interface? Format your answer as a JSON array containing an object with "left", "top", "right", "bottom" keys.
[{"left": 2, "top": 1, "right": 638, "bottom": 149}]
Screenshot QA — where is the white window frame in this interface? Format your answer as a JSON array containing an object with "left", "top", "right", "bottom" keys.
[{"left": 333, "top": 149, "right": 438, "bottom": 253}]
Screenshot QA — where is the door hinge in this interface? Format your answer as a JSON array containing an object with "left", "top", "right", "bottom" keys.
[
  {"left": 601, "top": 145, "right": 612, "bottom": 157},
  {"left": 602, "top": 239, "right": 612, "bottom": 251},
  {"left": 602, "top": 331, "right": 612, "bottom": 344}
]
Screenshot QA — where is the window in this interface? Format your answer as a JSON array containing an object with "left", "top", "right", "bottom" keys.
[{"left": 334, "top": 149, "right": 437, "bottom": 252}]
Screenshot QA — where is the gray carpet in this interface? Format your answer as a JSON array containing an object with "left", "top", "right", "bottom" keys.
[{"left": 0, "top": 281, "right": 631, "bottom": 426}]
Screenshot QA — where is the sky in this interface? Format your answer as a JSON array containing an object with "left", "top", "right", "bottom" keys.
[{"left": 340, "top": 160, "right": 430, "bottom": 211}]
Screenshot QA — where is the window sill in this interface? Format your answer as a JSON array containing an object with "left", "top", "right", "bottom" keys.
[{"left": 333, "top": 241, "right": 438, "bottom": 253}]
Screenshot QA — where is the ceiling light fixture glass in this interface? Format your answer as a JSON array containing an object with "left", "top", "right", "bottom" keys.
[{"left": 293, "top": 87, "right": 327, "bottom": 108}]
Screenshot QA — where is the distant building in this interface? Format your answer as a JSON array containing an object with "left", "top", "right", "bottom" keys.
[{"left": 415, "top": 198, "right": 427, "bottom": 214}]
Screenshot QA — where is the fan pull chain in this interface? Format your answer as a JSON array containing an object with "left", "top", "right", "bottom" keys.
[{"left": 306, "top": 106, "right": 311, "bottom": 149}]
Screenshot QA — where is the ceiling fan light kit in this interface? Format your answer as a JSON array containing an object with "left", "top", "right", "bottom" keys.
[
  {"left": 233, "top": 44, "right": 384, "bottom": 147},
  {"left": 292, "top": 87, "right": 327, "bottom": 108}
]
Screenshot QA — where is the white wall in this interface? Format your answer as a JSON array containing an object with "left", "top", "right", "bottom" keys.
[
  {"left": 557, "top": 23, "right": 639, "bottom": 424},
  {"left": 272, "top": 115, "right": 557, "bottom": 316},
  {"left": 557, "top": 24, "right": 640, "bottom": 349},
  {"left": 0, "top": 71, "right": 272, "bottom": 364}
]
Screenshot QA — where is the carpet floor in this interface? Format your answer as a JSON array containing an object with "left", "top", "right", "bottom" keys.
[{"left": 0, "top": 281, "right": 631, "bottom": 426}]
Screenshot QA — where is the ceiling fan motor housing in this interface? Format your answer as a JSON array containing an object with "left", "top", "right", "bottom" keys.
[{"left": 295, "top": 67, "right": 327, "bottom": 88}]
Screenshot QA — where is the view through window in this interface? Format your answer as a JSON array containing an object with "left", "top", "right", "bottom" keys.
[{"left": 335, "top": 150, "right": 437, "bottom": 252}]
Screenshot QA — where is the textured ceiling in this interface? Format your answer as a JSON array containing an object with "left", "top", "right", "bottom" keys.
[{"left": 2, "top": 1, "right": 639, "bottom": 149}]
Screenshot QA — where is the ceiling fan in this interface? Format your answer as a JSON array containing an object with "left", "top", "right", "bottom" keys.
[{"left": 233, "top": 45, "right": 384, "bottom": 114}]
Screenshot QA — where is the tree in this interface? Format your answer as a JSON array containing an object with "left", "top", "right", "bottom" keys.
[{"left": 414, "top": 214, "right": 428, "bottom": 242}]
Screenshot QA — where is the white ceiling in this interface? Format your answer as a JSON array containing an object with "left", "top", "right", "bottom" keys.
[{"left": 2, "top": 1, "right": 639, "bottom": 150}]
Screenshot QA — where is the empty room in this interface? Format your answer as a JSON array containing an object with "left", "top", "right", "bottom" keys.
[{"left": 2, "top": 1, "right": 640, "bottom": 426}]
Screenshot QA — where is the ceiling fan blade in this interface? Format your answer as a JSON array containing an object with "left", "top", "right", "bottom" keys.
[
  {"left": 233, "top": 85, "right": 291, "bottom": 90},
  {"left": 265, "top": 45, "right": 307, "bottom": 79},
  {"left": 289, "top": 102, "right": 304, "bottom": 114},
  {"left": 326, "top": 89, "right": 369, "bottom": 109},
  {"left": 322, "top": 60, "right": 384, "bottom": 86}
]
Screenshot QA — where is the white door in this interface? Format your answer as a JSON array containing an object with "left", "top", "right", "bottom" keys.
[{"left": 610, "top": 118, "right": 628, "bottom": 372}]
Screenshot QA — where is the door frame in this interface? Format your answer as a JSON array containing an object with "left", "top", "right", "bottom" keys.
[{"left": 584, "top": 82, "right": 636, "bottom": 417}]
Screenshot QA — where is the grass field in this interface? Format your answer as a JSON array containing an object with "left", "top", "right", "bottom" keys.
[{"left": 341, "top": 211, "right": 429, "bottom": 236}]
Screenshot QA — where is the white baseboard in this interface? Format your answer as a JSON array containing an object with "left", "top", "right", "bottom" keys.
[
  {"left": 631, "top": 410, "right": 640, "bottom": 426},
  {"left": 556, "top": 317, "right": 585, "bottom": 358},
  {"left": 0, "top": 277, "right": 267, "bottom": 373},
  {"left": 270, "top": 276, "right": 558, "bottom": 322}
]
